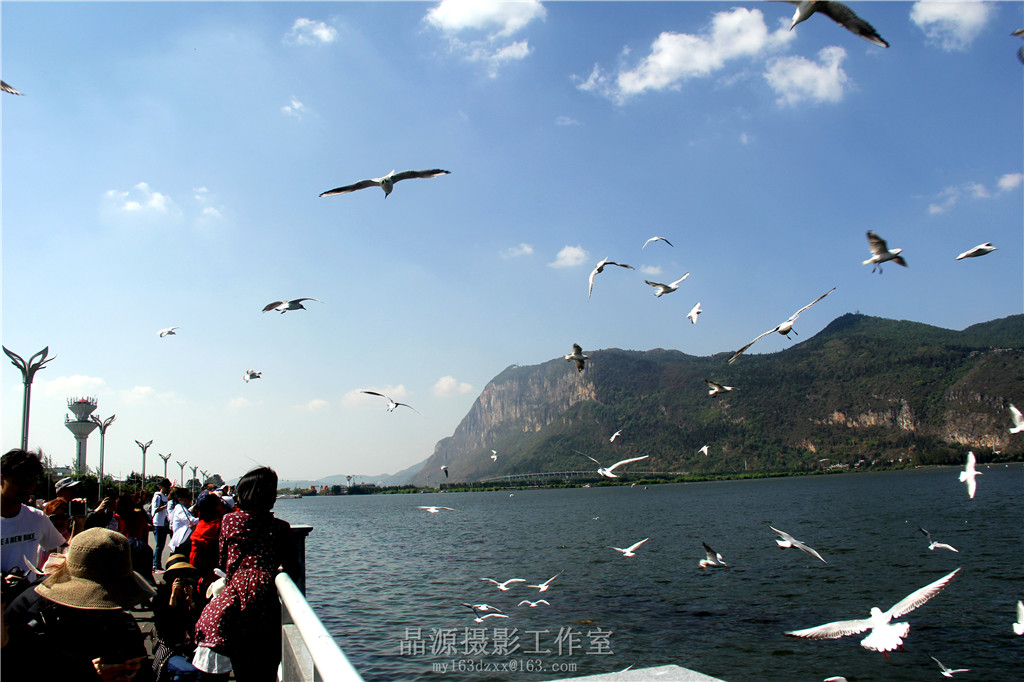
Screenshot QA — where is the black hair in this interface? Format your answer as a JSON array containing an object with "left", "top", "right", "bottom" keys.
[
  {"left": 1, "top": 448, "right": 44, "bottom": 478},
  {"left": 235, "top": 466, "right": 278, "bottom": 513},
  {"left": 158, "top": 478, "right": 171, "bottom": 488}
]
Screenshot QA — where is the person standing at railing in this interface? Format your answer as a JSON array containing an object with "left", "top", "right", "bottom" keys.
[{"left": 192, "top": 466, "right": 300, "bottom": 682}]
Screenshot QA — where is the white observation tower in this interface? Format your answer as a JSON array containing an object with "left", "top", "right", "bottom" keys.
[{"left": 65, "top": 396, "right": 99, "bottom": 474}]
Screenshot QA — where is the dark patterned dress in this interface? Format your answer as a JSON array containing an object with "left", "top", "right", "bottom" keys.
[{"left": 193, "top": 509, "right": 298, "bottom": 681}]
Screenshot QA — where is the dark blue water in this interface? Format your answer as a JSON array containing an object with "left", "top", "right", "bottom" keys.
[{"left": 275, "top": 466, "right": 1024, "bottom": 681}]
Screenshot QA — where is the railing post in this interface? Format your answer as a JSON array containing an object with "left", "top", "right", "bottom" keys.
[{"left": 289, "top": 525, "right": 313, "bottom": 596}]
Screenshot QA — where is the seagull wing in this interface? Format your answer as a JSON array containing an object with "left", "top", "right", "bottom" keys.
[
  {"left": 644, "top": 280, "right": 667, "bottom": 291},
  {"left": 918, "top": 527, "right": 932, "bottom": 542},
  {"left": 1009, "top": 404, "right": 1022, "bottom": 428},
  {"left": 604, "top": 455, "right": 649, "bottom": 473},
  {"left": 659, "top": 237, "right": 674, "bottom": 247},
  {"left": 886, "top": 568, "right": 960, "bottom": 620},
  {"left": 607, "top": 261, "right": 635, "bottom": 270},
  {"left": 361, "top": 390, "right": 388, "bottom": 399},
  {"left": 625, "top": 538, "right": 649, "bottom": 553},
  {"left": 702, "top": 542, "right": 720, "bottom": 562},
  {"left": 290, "top": 297, "right": 321, "bottom": 305},
  {"left": 787, "top": 287, "right": 836, "bottom": 324},
  {"left": 891, "top": 255, "right": 908, "bottom": 267},
  {"left": 867, "top": 231, "right": 889, "bottom": 256},
  {"left": 319, "top": 179, "right": 379, "bottom": 197},
  {"left": 588, "top": 267, "right": 598, "bottom": 300},
  {"left": 642, "top": 237, "right": 656, "bottom": 250},
  {"left": 817, "top": 1, "right": 889, "bottom": 48},
  {"left": 572, "top": 343, "right": 583, "bottom": 356},
  {"left": 670, "top": 273, "right": 691, "bottom": 287},
  {"left": 395, "top": 402, "right": 422, "bottom": 415},
  {"left": 262, "top": 301, "right": 286, "bottom": 312},
  {"left": 769, "top": 526, "right": 794, "bottom": 542},
  {"left": 787, "top": 617, "right": 872, "bottom": 640},
  {"left": 728, "top": 327, "right": 780, "bottom": 364},
  {"left": 391, "top": 169, "right": 451, "bottom": 183},
  {"left": 794, "top": 540, "right": 827, "bottom": 563},
  {"left": 1, "top": 80, "right": 24, "bottom": 95},
  {"left": 705, "top": 379, "right": 726, "bottom": 393}
]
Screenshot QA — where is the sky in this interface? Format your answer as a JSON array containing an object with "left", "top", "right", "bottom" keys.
[{"left": 2, "top": 1, "right": 1021, "bottom": 484}]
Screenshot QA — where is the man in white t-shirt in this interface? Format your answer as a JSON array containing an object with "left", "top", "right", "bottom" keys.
[
  {"left": 1, "top": 449, "right": 67, "bottom": 576},
  {"left": 151, "top": 478, "right": 171, "bottom": 570}
]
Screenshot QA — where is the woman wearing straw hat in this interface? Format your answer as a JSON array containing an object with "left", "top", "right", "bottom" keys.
[{"left": 2, "top": 527, "right": 156, "bottom": 680}]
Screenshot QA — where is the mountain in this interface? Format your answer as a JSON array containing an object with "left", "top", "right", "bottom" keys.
[{"left": 411, "top": 314, "right": 1024, "bottom": 485}]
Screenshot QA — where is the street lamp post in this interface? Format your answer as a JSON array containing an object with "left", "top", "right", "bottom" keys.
[
  {"left": 3, "top": 346, "right": 55, "bottom": 449},
  {"left": 176, "top": 460, "right": 188, "bottom": 488},
  {"left": 199, "top": 469, "right": 209, "bottom": 489},
  {"left": 158, "top": 453, "right": 172, "bottom": 479},
  {"left": 90, "top": 414, "right": 116, "bottom": 499},
  {"left": 135, "top": 439, "right": 152, "bottom": 490},
  {"left": 189, "top": 466, "right": 199, "bottom": 495}
]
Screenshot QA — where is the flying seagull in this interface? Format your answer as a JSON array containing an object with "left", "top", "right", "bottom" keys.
[
  {"left": 698, "top": 444, "right": 709, "bottom": 456},
  {"left": 704, "top": 379, "right": 734, "bottom": 396},
  {"left": 490, "top": 450, "right": 498, "bottom": 461},
  {"left": 417, "top": 506, "right": 455, "bottom": 513},
  {"left": 319, "top": 169, "right": 450, "bottom": 198},
  {"left": 610, "top": 538, "right": 649, "bottom": 557},
  {"left": 588, "top": 257, "right": 635, "bottom": 300},
  {"left": 1008, "top": 404, "right": 1023, "bottom": 434},
  {"left": 644, "top": 273, "right": 690, "bottom": 297},
  {"left": 527, "top": 571, "right": 563, "bottom": 593},
  {"left": 243, "top": 369, "right": 262, "bottom": 383},
  {"left": 565, "top": 343, "right": 588, "bottom": 373},
  {"left": 642, "top": 236, "right": 674, "bottom": 250},
  {"left": 463, "top": 602, "right": 502, "bottom": 613},
  {"left": 580, "top": 453, "right": 650, "bottom": 478},
  {"left": 481, "top": 578, "right": 526, "bottom": 591},
  {"left": 262, "top": 298, "right": 321, "bottom": 313},
  {"left": 360, "top": 390, "right": 420, "bottom": 414},
  {"left": 955, "top": 243, "right": 997, "bottom": 260},
  {"left": 728, "top": 287, "right": 836, "bottom": 364},
  {"left": 959, "top": 451, "right": 981, "bottom": 499},
  {"left": 863, "top": 231, "right": 906, "bottom": 273},
  {"left": 687, "top": 302, "right": 702, "bottom": 324},
  {"left": 783, "top": 1, "right": 889, "bottom": 48},
  {"left": 610, "top": 429, "right": 623, "bottom": 442},
  {"left": 699, "top": 542, "right": 728, "bottom": 569},
  {"left": 770, "top": 525, "right": 827, "bottom": 563},
  {"left": 440, "top": 465, "right": 448, "bottom": 478},
  {"left": 918, "top": 527, "right": 958, "bottom": 553},
  {"left": 518, "top": 599, "right": 551, "bottom": 608},
  {"left": 462, "top": 603, "right": 509, "bottom": 623},
  {"left": 786, "top": 568, "right": 961, "bottom": 653},
  {"left": 1014, "top": 600, "right": 1024, "bottom": 635},
  {"left": 930, "top": 656, "right": 969, "bottom": 678},
  {"left": 158, "top": 326, "right": 180, "bottom": 337},
  {"left": 1, "top": 80, "right": 23, "bottom": 95}
]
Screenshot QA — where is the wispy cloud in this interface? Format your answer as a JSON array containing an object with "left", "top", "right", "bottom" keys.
[
  {"left": 928, "top": 173, "right": 1023, "bottom": 214},
  {"left": 285, "top": 18, "right": 338, "bottom": 46},
  {"left": 281, "top": 96, "right": 307, "bottom": 118},
  {"left": 502, "top": 243, "right": 534, "bottom": 258},
  {"left": 555, "top": 116, "right": 580, "bottom": 127},
  {"left": 37, "top": 375, "right": 108, "bottom": 397},
  {"left": 574, "top": 7, "right": 792, "bottom": 104},
  {"left": 640, "top": 265, "right": 663, "bottom": 276},
  {"left": 997, "top": 173, "right": 1023, "bottom": 192},
  {"left": 433, "top": 375, "right": 473, "bottom": 397},
  {"left": 425, "top": 0, "right": 545, "bottom": 77},
  {"left": 227, "top": 397, "right": 251, "bottom": 410},
  {"left": 292, "top": 398, "right": 329, "bottom": 412},
  {"left": 548, "top": 245, "right": 588, "bottom": 268},
  {"left": 106, "top": 182, "right": 175, "bottom": 214},
  {"left": 120, "top": 386, "right": 182, "bottom": 405},
  {"left": 764, "top": 46, "right": 848, "bottom": 107},
  {"left": 910, "top": 0, "right": 992, "bottom": 51}
]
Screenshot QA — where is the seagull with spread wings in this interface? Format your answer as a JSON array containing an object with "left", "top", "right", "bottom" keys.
[
  {"left": 782, "top": 1, "right": 889, "bottom": 48},
  {"left": 699, "top": 542, "right": 729, "bottom": 569},
  {"left": 610, "top": 538, "right": 649, "bottom": 557},
  {"left": 319, "top": 169, "right": 450, "bottom": 198},
  {"left": 360, "top": 390, "right": 420, "bottom": 414},
  {"left": 930, "top": 656, "right": 969, "bottom": 678},
  {"left": 588, "top": 257, "right": 635, "bottom": 300},
  {"left": 918, "top": 527, "right": 958, "bottom": 553},
  {"left": 526, "top": 571, "right": 563, "bottom": 593},
  {"left": 644, "top": 273, "right": 690, "bottom": 297},
  {"left": 1009, "top": 404, "right": 1023, "bottom": 434},
  {"left": 565, "top": 343, "right": 588, "bottom": 373},
  {"left": 728, "top": 288, "right": 836, "bottom": 364},
  {"left": 687, "top": 302, "right": 702, "bottom": 324},
  {"left": 243, "top": 369, "right": 262, "bottom": 383},
  {"left": 955, "top": 242, "right": 997, "bottom": 260},
  {"left": 770, "top": 525, "right": 827, "bottom": 563},
  {"left": 481, "top": 578, "right": 526, "bottom": 591},
  {"left": 704, "top": 379, "right": 734, "bottom": 396},
  {"left": 262, "top": 298, "right": 321, "bottom": 313},
  {"left": 786, "top": 569, "right": 961, "bottom": 654},
  {"left": 959, "top": 451, "right": 981, "bottom": 499},
  {"left": 642, "top": 236, "right": 674, "bottom": 250},
  {"left": 580, "top": 452, "right": 650, "bottom": 478},
  {"left": 863, "top": 231, "right": 906, "bottom": 273}
]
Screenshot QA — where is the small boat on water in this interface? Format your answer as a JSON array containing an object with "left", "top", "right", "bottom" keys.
[{"left": 277, "top": 493, "right": 303, "bottom": 499}]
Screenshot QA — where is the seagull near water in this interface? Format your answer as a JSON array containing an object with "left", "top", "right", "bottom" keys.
[
  {"left": 588, "top": 258, "right": 635, "bottom": 300},
  {"left": 527, "top": 571, "right": 563, "bottom": 593},
  {"left": 359, "top": 390, "right": 420, "bottom": 414},
  {"left": 687, "top": 302, "right": 702, "bottom": 324},
  {"left": 1014, "top": 600, "right": 1024, "bottom": 635},
  {"left": 319, "top": 169, "right": 450, "bottom": 198},
  {"left": 770, "top": 525, "right": 827, "bottom": 563},
  {"left": 698, "top": 444, "right": 709, "bottom": 456},
  {"left": 262, "top": 298, "right": 321, "bottom": 313},
  {"left": 518, "top": 599, "right": 550, "bottom": 608},
  {"left": 610, "top": 538, "right": 649, "bottom": 557},
  {"left": 699, "top": 542, "right": 728, "bottom": 569},
  {"left": 959, "top": 451, "right": 981, "bottom": 499},
  {"left": 462, "top": 603, "right": 509, "bottom": 623},
  {"left": 417, "top": 506, "right": 455, "bottom": 513},
  {"left": 782, "top": 1, "right": 890, "bottom": 48},
  {"left": 579, "top": 452, "right": 650, "bottom": 478},
  {"left": 930, "top": 656, "right": 969, "bottom": 678},
  {"left": 565, "top": 343, "right": 588, "bottom": 373},
  {"left": 642, "top": 236, "right": 674, "bottom": 250},
  {"left": 481, "top": 578, "right": 526, "bottom": 591},
  {"left": 919, "top": 527, "right": 958, "bottom": 553},
  {"left": 704, "top": 379, "right": 734, "bottom": 396},
  {"left": 728, "top": 287, "right": 835, "bottom": 364},
  {"left": 786, "top": 568, "right": 961, "bottom": 654},
  {"left": 1009, "top": 404, "right": 1023, "bottom": 434},
  {"left": 863, "top": 231, "right": 906, "bottom": 273},
  {"left": 440, "top": 465, "right": 448, "bottom": 478},
  {"left": 610, "top": 429, "right": 623, "bottom": 442},
  {"left": 490, "top": 450, "right": 498, "bottom": 461},
  {"left": 644, "top": 273, "right": 690, "bottom": 297},
  {"left": 243, "top": 369, "right": 262, "bottom": 383},
  {"left": 158, "top": 326, "right": 180, "bottom": 337},
  {"left": 955, "top": 243, "right": 997, "bottom": 260}
]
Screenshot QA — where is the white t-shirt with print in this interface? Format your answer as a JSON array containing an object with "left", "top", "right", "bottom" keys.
[{"left": 1, "top": 504, "right": 67, "bottom": 573}]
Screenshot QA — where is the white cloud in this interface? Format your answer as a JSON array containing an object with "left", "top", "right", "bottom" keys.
[
  {"left": 201, "top": 206, "right": 222, "bottom": 219},
  {"left": 285, "top": 18, "right": 338, "bottom": 46},
  {"left": 555, "top": 116, "right": 580, "bottom": 127},
  {"left": 764, "top": 46, "right": 848, "bottom": 107},
  {"left": 425, "top": 0, "right": 545, "bottom": 77},
  {"left": 927, "top": 173, "right": 1023, "bottom": 214},
  {"left": 502, "top": 243, "right": 534, "bottom": 258},
  {"left": 37, "top": 375, "right": 107, "bottom": 397},
  {"left": 575, "top": 7, "right": 792, "bottom": 103},
  {"left": 106, "top": 182, "right": 175, "bottom": 214},
  {"left": 282, "top": 96, "right": 307, "bottom": 118},
  {"left": 739, "top": 132, "right": 750, "bottom": 145},
  {"left": 548, "top": 245, "right": 588, "bottom": 268},
  {"left": 227, "top": 397, "right": 251, "bottom": 410},
  {"left": 910, "top": 0, "right": 992, "bottom": 51},
  {"left": 433, "top": 376, "right": 474, "bottom": 397},
  {"left": 292, "top": 399, "right": 329, "bottom": 412},
  {"left": 997, "top": 173, "right": 1023, "bottom": 192},
  {"left": 640, "top": 265, "right": 663, "bottom": 276},
  {"left": 120, "top": 386, "right": 182, "bottom": 405}
]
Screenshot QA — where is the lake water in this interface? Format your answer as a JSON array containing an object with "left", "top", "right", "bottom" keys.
[{"left": 275, "top": 466, "right": 1023, "bottom": 681}]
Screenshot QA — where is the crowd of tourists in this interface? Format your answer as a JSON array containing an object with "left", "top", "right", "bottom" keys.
[{"left": 1, "top": 448, "right": 299, "bottom": 681}]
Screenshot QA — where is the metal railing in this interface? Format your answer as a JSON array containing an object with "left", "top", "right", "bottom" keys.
[{"left": 278, "top": 571, "right": 363, "bottom": 682}]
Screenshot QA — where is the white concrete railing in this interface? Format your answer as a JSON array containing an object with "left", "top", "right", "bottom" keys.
[{"left": 277, "top": 571, "right": 364, "bottom": 682}]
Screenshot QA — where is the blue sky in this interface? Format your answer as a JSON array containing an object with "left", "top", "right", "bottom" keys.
[{"left": 2, "top": 1, "right": 1021, "bottom": 483}]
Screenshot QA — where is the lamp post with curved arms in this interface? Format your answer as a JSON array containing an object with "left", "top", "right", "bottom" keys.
[
  {"left": 90, "top": 414, "right": 116, "bottom": 499},
  {"left": 189, "top": 465, "right": 199, "bottom": 495},
  {"left": 3, "top": 346, "right": 56, "bottom": 450},
  {"left": 199, "top": 469, "right": 210, "bottom": 489},
  {"left": 135, "top": 439, "right": 153, "bottom": 490},
  {"left": 158, "top": 453, "right": 172, "bottom": 479},
  {"left": 176, "top": 460, "right": 188, "bottom": 488}
]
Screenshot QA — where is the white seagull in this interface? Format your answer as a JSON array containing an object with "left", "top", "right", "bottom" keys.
[
  {"left": 518, "top": 599, "right": 550, "bottom": 608},
  {"left": 1009, "top": 404, "right": 1023, "bottom": 434},
  {"left": 463, "top": 603, "right": 502, "bottom": 613},
  {"left": 698, "top": 444, "right": 709, "bottom": 456},
  {"left": 610, "top": 538, "right": 649, "bottom": 557},
  {"left": 687, "top": 302, "right": 702, "bottom": 324},
  {"left": 704, "top": 379, "right": 734, "bottom": 396},
  {"left": 490, "top": 450, "right": 498, "bottom": 461},
  {"left": 919, "top": 527, "right": 958, "bottom": 553},
  {"left": 955, "top": 243, "right": 997, "bottom": 260},
  {"left": 243, "top": 369, "right": 262, "bottom": 383},
  {"left": 462, "top": 603, "right": 509, "bottom": 623},
  {"left": 481, "top": 578, "right": 526, "bottom": 591},
  {"left": 1014, "top": 601, "right": 1024, "bottom": 635},
  {"left": 527, "top": 571, "right": 563, "bottom": 593},
  {"left": 360, "top": 390, "right": 420, "bottom": 414},
  {"left": 728, "top": 287, "right": 836, "bottom": 364},
  {"left": 320, "top": 169, "right": 450, "bottom": 198},
  {"left": 699, "top": 542, "right": 728, "bottom": 569},
  {"left": 783, "top": 1, "right": 889, "bottom": 48},
  {"left": 610, "top": 429, "right": 623, "bottom": 442},
  {"left": 786, "top": 568, "right": 961, "bottom": 653},
  {"left": 959, "top": 451, "right": 981, "bottom": 499},
  {"left": 417, "top": 506, "right": 455, "bottom": 513},
  {"left": 262, "top": 298, "right": 322, "bottom": 313},
  {"left": 930, "top": 656, "right": 969, "bottom": 678},
  {"left": 644, "top": 273, "right": 690, "bottom": 297},
  {"left": 440, "top": 465, "right": 448, "bottom": 478},
  {"left": 642, "top": 236, "right": 674, "bottom": 250},
  {"left": 588, "top": 258, "right": 635, "bottom": 300},
  {"left": 581, "top": 453, "right": 650, "bottom": 478},
  {"left": 770, "top": 525, "right": 827, "bottom": 563},
  {"left": 863, "top": 231, "right": 906, "bottom": 273},
  {"left": 565, "top": 343, "right": 588, "bottom": 373},
  {"left": 158, "top": 326, "right": 180, "bottom": 337}
]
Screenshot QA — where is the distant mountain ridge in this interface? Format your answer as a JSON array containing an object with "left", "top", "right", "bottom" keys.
[{"left": 410, "top": 313, "right": 1024, "bottom": 485}]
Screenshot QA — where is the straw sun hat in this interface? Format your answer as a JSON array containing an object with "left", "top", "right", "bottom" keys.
[
  {"left": 35, "top": 528, "right": 156, "bottom": 610},
  {"left": 163, "top": 553, "right": 198, "bottom": 580}
]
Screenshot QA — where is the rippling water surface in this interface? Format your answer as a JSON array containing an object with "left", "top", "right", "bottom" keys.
[{"left": 275, "top": 466, "right": 1023, "bottom": 681}]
